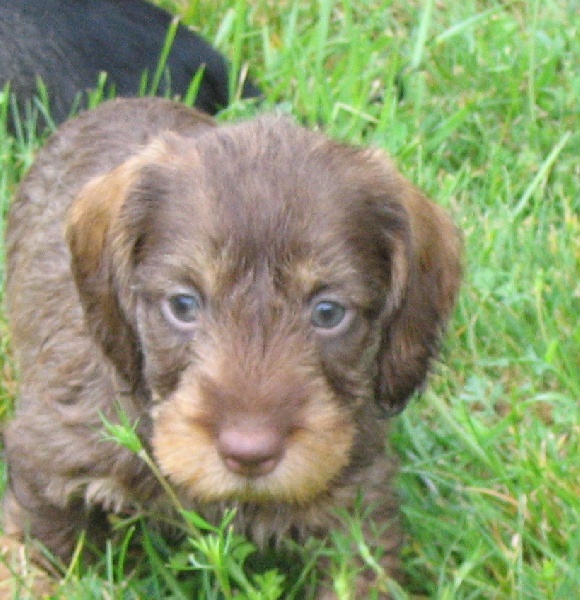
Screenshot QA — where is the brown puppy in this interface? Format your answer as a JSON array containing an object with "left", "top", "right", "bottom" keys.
[{"left": 3, "top": 97, "right": 461, "bottom": 597}]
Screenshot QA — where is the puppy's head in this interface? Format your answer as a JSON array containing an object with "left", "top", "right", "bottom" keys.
[{"left": 66, "top": 117, "right": 461, "bottom": 504}]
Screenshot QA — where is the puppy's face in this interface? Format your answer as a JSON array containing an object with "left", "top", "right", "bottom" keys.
[{"left": 67, "top": 118, "right": 461, "bottom": 505}]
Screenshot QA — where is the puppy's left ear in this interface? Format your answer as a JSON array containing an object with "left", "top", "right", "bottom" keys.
[
  {"left": 66, "top": 140, "right": 170, "bottom": 384},
  {"left": 378, "top": 167, "right": 462, "bottom": 416}
]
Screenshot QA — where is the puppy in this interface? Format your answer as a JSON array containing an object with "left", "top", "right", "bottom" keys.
[
  {"left": 3, "top": 97, "right": 461, "bottom": 597},
  {"left": 0, "top": 0, "right": 261, "bottom": 130}
]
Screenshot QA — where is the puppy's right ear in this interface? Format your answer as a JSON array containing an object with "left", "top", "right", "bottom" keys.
[{"left": 66, "top": 141, "right": 169, "bottom": 384}]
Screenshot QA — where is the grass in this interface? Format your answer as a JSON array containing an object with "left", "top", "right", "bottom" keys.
[{"left": 1, "top": 0, "right": 578, "bottom": 597}]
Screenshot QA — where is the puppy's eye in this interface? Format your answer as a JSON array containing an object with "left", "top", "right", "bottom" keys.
[
  {"left": 311, "top": 300, "right": 347, "bottom": 330},
  {"left": 164, "top": 293, "right": 201, "bottom": 326}
]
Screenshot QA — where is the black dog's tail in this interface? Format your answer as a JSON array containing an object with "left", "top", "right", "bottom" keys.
[
  {"left": 0, "top": 0, "right": 262, "bottom": 128},
  {"left": 76, "top": 0, "right": 262, "bottom": 113}
]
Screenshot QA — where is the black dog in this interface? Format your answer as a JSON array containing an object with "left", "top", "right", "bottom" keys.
[{"left": 0, "top": 0, "right": 261, "bottom": 129}]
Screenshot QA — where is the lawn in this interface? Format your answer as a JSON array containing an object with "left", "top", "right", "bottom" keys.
[{"left": 0, "top": 0, "right": 578, "bottom": 598}]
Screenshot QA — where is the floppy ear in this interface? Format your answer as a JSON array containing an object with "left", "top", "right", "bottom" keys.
[
  {"left": 65, "top": 140, "right": 170, "bottom": 385},
  {"left": 378, "top": 174, "right": 462, "bottom": 416}
]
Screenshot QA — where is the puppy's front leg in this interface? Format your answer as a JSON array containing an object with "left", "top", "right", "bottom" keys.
[
  {"left": 2, "top": 486, "right": 109, "bottom": 566},
  {"left": 317, "top": 522, "right": 402, "bottom": 600},
  {"left": 0, "top": 489, "right": 95, "bottom": 598},
  {"left": 316, "top": 457, "right": 403, "bottom": 600}
]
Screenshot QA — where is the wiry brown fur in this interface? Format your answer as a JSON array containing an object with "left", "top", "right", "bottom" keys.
[{"left": 3, "top": 97, "right": 462, "bottom": 597}]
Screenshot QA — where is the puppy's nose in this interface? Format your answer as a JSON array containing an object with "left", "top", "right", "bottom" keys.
[{"left": 218, "top": 428, "right": 284, "bottom": 477}]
